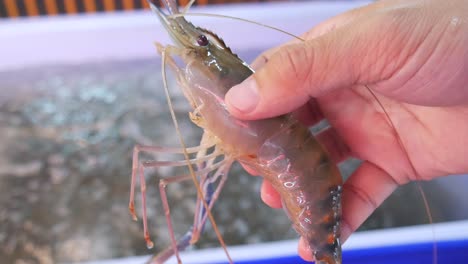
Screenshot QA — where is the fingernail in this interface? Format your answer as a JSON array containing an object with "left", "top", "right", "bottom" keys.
[
  {"left": 226, "top": 77, "right": 259, "bottom": 113},
  {"left": 340, "top": 221, "right": 352, "bottom": 242}
]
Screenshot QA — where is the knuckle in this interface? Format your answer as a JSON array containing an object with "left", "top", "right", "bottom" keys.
[
  {"left": 280, "top": 45, "right": 311, "bottom": 81},
  {"left": 344, "top": 182, "right": 379, "bottom": 211},
  {"left": 272, "top": 43, "right": 316, "bottom": 94}
]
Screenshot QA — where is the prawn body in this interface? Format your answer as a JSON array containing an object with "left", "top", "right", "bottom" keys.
[{"left": 144, "top": 1, "right": 343, "bottom": 263}]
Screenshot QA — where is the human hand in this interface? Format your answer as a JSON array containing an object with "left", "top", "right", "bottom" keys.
[{"left": 225, "top": 0, "right": 468, "bottom": 261}]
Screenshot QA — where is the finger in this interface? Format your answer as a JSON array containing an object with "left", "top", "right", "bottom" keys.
[
  {"left": 340, "top": 161, "right": 399, "bottom": 241},
  {"left": 315, "top": 127, "right": 351, "bottom": 164},
  {"left": 260, "top": 180, "right": 282, "bottom": 209},
  {"left": 298, "top": 237, "right": 314, "bottom": 262},
  {"left": 244, "top": 0, "right": 383, "bottom": 102},
  {"left": 291, "top": 99, "right": 325, "bottom": 127},
  {"left": 225, "top": 1, "right": 428, "bottom": 120},
  {"left": 240, "top": 163, "right": 260, "bottom": 176},
  {"left": 235, "top": 2, "right": 386, "bottom": 121}
]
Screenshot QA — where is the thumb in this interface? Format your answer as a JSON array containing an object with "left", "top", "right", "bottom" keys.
[
  {"left": 225, "top": 38, "right": 352, "bottom": 119},
  {"left": 225, "top": 2, "right": 437, "bottom": 119}
]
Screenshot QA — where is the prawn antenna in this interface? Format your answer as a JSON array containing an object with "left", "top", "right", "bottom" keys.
[
  {"left": 182, "top": 0, "right": 196, "bottom": 14},
  {"left": 153, "top": 0, "right": 196, "bottom": 15},
  {"left": 365, "top": 85, "right": 437, "bottom": 264},
  {"left": 169, "top": 13, "right": 305, "bottom": 41},
  {"left": 160, "top": 46, "right": 233, "bottom": 264}
]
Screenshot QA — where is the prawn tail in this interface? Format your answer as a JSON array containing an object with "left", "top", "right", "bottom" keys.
[
  {"left": 310, "top": 234, "right": 342, "bottom": 264},
  {"left": 310, "top": 185, "right": 343, "bottom": 264}
]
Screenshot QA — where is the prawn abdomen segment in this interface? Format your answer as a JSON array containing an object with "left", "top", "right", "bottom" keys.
[{"left": 255, "top": 119, "right": 343, "bottom": 264}]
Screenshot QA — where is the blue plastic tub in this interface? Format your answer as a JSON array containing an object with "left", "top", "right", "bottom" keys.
[
  {"left": 82, "top": 220, "right": 468, "bottom": 264},
  {"left": 230, "top": 240, "right": 468, "bottom": 264}
]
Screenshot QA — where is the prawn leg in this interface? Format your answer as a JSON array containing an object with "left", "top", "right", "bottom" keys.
[
  {"left": 131, "top": 144, "right": 225, "bottom": 260},
  {"left": 129, "top": 143, "right": 215, "bottom": 221},
  {"left": 131, "top": 145, "right": 218, "bottom": 247},
  {"left": 191, "top": 158, "right": 233, "bottom": 243},
  {"left": 130, "top": 126, "right": 228, "bottom": 263},
  {"left": 158, "top": 37, "right": 234, "bottom": 263},
  {"left": 147, "top": 159, "right": 233, "bottom": 264}
]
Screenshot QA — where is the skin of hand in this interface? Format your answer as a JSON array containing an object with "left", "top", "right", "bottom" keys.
[{"left": 225, "top": 0, "right": 468, "bottom": 261}]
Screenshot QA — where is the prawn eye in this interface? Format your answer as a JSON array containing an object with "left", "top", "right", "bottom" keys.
[{"left": 197, "top": 35, "right": 209, "bottom": 46}]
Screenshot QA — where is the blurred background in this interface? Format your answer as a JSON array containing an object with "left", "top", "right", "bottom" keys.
[{"left": 1, "top": 1, "right": 467, "bottom": 264}]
